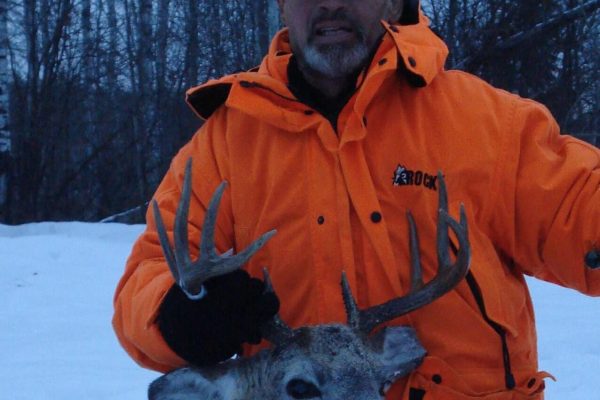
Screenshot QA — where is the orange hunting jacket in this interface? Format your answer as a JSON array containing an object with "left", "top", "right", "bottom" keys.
[{"left": 113, "top": 17, "right": 600, "bottom": 400}]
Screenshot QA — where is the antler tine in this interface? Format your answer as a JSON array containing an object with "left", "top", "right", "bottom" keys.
[
  {"left": 198, "top": 178, "right": 277, "bottom": 282},
  {"left": 173, "top": 158, "right": 194, "bottom": 270},
  {"left": 356, "top": 173, "right": 471, "bottom": 334},
  {"left": 199, "top": 179, "right": 227, "bottom": 262},
  {"left": 151, "top": 159, "right": 197, "bottom": 288},
  {"left": 222, "top": 230, "right": 278, "bottom": 272},
  {"left": 407, "top": 211, "right": 424, "bottom": 292},
  {"left": 152, "top": 157, "right": 278, "bottom": 299},
  {"left": 152, "top": 200, "right": 180, "bottom": 285},
  {"left": 260, "top": 268, "right": 294, "bottom": 345},
  {"left": 436, "top": 171, "right": 452, "bottom": 271},
  {"left": 341, "top": 272, "right": 360, "bottom": 329}
]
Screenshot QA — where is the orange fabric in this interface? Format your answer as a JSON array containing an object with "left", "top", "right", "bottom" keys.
[{"left": 113, "top": 17, "right": 600, "bottom": 399}]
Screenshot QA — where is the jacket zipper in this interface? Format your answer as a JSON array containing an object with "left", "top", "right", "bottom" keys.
[{"left": 450, "top": 242, "right": 516, "bottom": 390}]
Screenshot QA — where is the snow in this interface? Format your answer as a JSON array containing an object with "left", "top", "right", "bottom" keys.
[
  {"left": 0, "top": 222, "right": 598, "bottom": 399},
  {"left": 0, "top": 222, "right": 158, "bottom": 399}
]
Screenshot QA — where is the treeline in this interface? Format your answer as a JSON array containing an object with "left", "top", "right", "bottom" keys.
[{"left": 0, "top": 0, "right": 598, "bottom": 224}]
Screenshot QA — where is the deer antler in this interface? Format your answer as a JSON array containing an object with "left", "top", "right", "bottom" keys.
[
  {"left": 261, "top": 268, "right": 294, "bottom": 345},
  {"left": 152, "top": 158, "right": 277, "bottom": 299},
  {"left": 343, "top": 172, "right": 471, "bottom": 334}
]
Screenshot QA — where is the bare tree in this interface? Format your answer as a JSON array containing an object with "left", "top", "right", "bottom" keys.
[
  {"left": 267, "top": 0, "right": 281, "bottom": 40},
  {"left": 105, "top": 0, "right": 118, "bottom": 89},
  {"left": 1, "top": 0, "right": 595, "bottom": 223},
  {"left": 0, "top": 0, "right": 9, "bottom": 216},
  {"left": 184, "top": 0, "right": 198, "bottom": 85},
  {"left": 81, "top": 0, "right": 93, "bottom": 86},
  {"left": 127, "top": 0, "right": 154, "bottom": 202},
  {"left": 11, "top": 0, "right": 74, "bottom": 220}
]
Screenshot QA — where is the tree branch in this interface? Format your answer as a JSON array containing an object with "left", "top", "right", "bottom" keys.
[{"left": 457, "top": 0, "right": 600, "bottom": 70}]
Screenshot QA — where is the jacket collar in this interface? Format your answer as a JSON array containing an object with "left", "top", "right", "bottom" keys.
[{"left": 186, "top": 16, "right": 448, "bottom": 123}]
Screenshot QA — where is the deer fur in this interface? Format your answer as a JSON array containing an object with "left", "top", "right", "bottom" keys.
[{"left": 149, "top": 325, "right": 425, "bottom": 400}]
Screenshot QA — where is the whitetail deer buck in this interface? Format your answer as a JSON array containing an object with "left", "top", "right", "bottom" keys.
[{"left": 149, "top": 159, "right": 470, "bottom": 400}]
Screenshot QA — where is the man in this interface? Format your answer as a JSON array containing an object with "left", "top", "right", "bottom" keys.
[{"left": 113, "top": 0, "right": 600, "bottom": 398}]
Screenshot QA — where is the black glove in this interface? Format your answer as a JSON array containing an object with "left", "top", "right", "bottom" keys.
[{"left": 157, "top": 269, "right": 280, "bottom": 366}]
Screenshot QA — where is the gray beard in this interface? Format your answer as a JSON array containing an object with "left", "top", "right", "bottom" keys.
[{"left": 300, "top": 41, "right": 371, "bottom": 79}]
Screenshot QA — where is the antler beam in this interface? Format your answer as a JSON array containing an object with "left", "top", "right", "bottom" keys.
[{"left": 343, "top": 172, "right": 471, "bottom": 334}]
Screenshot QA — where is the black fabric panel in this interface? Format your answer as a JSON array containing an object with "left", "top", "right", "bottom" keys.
[
  {"left": 396, "top": 56, "right": 427, "bottom": 88},
  {"left": 187, "top": 83, "right": 233, "bottom": 120},
  {"left": 586, "top": 249, "right": 599, "bottom": 269},
  {"left": 400, "top": 0, "right": 420, "bottom": 25},
  {"left": 409, "top": 388, "right": 427, "bottom": 400}
]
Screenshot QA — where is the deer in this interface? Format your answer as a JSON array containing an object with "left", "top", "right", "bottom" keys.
[{"left": 148, "top": 158, "right": 471, "bottom": 400}]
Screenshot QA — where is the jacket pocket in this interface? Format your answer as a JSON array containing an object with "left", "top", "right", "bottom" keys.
[
  {"left": 447, "top": 205, "right": 527, "bottom": 338},
  {"left": 447, "top": 202, "right": 536, "bottom": 390},
  {"left": 402, "top": 356, "right": 550, "bottom": 400}
]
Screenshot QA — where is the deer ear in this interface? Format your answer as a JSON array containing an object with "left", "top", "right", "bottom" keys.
[
  {"left": 371, "top": 326, "right": 426, "bottom": 380},
  {"left": 148, "top": 367, "right": 237, "bottom": 400}
]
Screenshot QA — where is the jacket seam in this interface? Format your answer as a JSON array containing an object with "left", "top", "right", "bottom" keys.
[
  {"left": 489, "top": 101, "right": 517, "bottom": 232},
  {"left": 154, "top": 187, "right": 180, "bottom": 203},
  {"left": 562, "top": 137, "right": 600, "bottom": 162}
]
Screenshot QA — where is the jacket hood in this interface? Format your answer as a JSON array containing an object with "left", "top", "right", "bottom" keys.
[{"left": 186, "top": 4, "right": 447, "bottom": 121}]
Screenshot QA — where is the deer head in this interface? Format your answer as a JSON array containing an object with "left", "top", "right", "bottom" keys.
[{"left": 149, "top": 159, "right": 470, "bottom": 400}]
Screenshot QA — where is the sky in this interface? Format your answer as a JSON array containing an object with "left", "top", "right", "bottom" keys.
[{"left": 0, "top": 222, "right": 598, "bottom": 399}]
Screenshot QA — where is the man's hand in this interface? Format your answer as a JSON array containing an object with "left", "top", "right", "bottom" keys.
[
  {"left": 157, "top": 269, "right": 280, "bottom": 366},
  {"left": 152, "top": 157, "right": 279, "bottom": 364}
]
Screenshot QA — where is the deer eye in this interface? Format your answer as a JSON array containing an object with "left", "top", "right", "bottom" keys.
[{"left": 286, "top": 378, "right": 322, "bottom": 399}]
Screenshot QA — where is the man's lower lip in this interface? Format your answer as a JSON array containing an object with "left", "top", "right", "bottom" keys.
[{"left": 313, "top": 30, "right": 355, "bottom": 42}]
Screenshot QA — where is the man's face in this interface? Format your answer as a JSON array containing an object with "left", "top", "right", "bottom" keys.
[{"left": 278, "top": 0, "right": 404, "bottom": 79}]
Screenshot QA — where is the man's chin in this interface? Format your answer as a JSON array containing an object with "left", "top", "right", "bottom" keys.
[{"left": 301, "top": 44, "right": 370, "bottom": 79}]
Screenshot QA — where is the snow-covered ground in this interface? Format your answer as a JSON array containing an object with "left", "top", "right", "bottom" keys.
[{"left": 0, "top": 222, "right": 598, "bottom": 399}]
